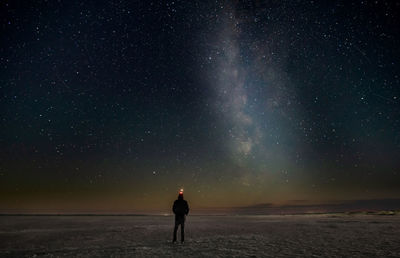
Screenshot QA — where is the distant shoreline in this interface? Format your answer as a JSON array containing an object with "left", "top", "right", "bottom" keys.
[{"left": 0, "top": 210, "right": 398, "bottom": 216}]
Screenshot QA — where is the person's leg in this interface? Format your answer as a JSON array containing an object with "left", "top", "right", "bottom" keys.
[
  {"left": 181, "top": 222, "right": 185, "bottom": 242},
  {"left": 173, "top": 221, "right": 178, "bottom": 242}
]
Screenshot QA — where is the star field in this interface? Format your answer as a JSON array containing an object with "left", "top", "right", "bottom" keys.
[{"left": 1, "top": 0, "right": 399, "bottom": 212}]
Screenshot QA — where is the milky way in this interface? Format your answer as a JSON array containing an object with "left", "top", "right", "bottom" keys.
[{"left": 205, "top": 2, "right": 304, "bottom": 190}]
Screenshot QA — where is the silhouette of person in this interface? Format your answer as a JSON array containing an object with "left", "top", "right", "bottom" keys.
[{"left": 172, "top": 189, "right": 189, "bottom": 243}]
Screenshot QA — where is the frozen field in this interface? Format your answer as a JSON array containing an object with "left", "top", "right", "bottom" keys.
[{"left": 1, "top": 214, "right": 400, "bottom": 257}]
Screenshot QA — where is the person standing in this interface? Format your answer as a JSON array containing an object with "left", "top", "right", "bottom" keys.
[{"left": 172, "top": 189, "right": 189, "bottom": 243}]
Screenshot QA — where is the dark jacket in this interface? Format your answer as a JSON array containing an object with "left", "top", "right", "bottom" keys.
[{"left": 172, "top": 196, "right": 189, "bottom": 216}]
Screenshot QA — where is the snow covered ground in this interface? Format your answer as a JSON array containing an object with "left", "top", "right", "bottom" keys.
[{"left": 1, "top": 214, "right": 399, "bottom": 257}]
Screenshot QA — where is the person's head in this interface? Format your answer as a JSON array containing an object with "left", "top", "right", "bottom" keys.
[
  {"left": 178, "top": 189, "right": 184, "bottom": 200},
  {"left": 178, "top": 193, "right": 183, "bottom": 200}
]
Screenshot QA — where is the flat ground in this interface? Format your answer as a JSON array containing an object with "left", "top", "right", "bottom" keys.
[{"left": 1, "top": 214, "right": 399, "bottom": 257}]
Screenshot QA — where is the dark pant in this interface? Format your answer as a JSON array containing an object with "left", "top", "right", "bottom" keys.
[{"left": 173, "top": 215, "right": 185, "bottom": 242}]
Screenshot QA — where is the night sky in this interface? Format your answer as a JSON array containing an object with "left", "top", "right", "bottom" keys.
[{"left": 1, "top": 0, "right": 399, "bottom": 213}]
